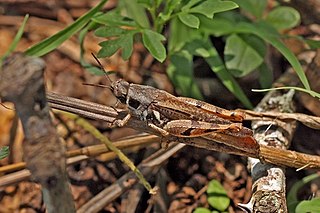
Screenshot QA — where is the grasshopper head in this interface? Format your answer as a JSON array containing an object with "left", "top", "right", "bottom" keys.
[{"left": 111, "top": 79, "right": 130, "bottom": 104}]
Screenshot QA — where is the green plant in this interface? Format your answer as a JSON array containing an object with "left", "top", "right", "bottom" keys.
[
  {"left": 0, "top": 14, "right": 29, "bottom": 66},
  {"left": 194, "top": 179, "right": 230, "bottom": 212},
  {"left": 287, "top": 173, "right": 320, "bottom": 213},
  {"left": 78, "top": 0, "right": 316, "bottom": 109},
  {"left": 21, "top": 0, "right": 317, "bottom": 106},
  {"left": 0, "top": 146, "right": 9, "bottom": 160}
]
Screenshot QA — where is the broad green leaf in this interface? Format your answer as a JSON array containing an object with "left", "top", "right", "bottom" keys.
[
  {"left": 184, "top": 39, "right": 252, "bottom": 108},
  {"left": 122, "top": 0, "right": 150, "bottom": 28},
  {"left": 178, "top": 13, "right": 200, "bottom": 28},
  {"left": 95, "top": 27, "right": 128, "bottom": 37},
  {"left": 198, "top": 40, "right": 253, "bottom": 108},
  {"left": 240, "top": 34, "right": 266, "bottom": 57},
  {"left": 98, "top": 32, "right": 134, "bottom": 60},
  {"left": 189, "top": 0, "right": 238, "bottom": 18},
  {"left": 168, "top": 17, "right": 203, "bottom": 53},
  {"left": 168, "top": 17, "right": 193, "bottom": 53},
  {"left": 296, "top": 198, "right": 320, "bottom": 213},
  {"left": 232, "top": 0, "right": 267, "bottom": 18},
  {"left": 137, "top": 0, "right": 153, "bottom": 8},
  {"left": 199, "top": 16, "right": 236, "bottom": 37},
  {"left": 181, "top": 0, "right": 202, "bottom": 11},
  {"left": 25, "top": 0, "right": 109, "bottom": 56},
  {"left": 167, "top": 50, "right": 203, "bottom": 100},
  {"left": 207, "top": 179, "right": 230, "bottom": 211},
  {"left": 92, "top": 11, "right": 137, "bottom": 27},
  {"left": 185, "top": 41, "right": 210, "bottom": 57},
  {"left": 224, "top": 34, "right": 264, "bottom": 77},
  {"left": 287, "top": 173, "right": 320, "bottom": 212},
  {"left": 193, "top": 208, "right": 211, "bottom": 213},
  {"left": 224, "top": 21, "right": 310, "bottom": 90},
  {"left": 0, "top": 146, "right": 9, "bottom": 160},
  {"left": 98, "top": 40, "right": 121, "bottom": 57},
  {"left": 142, "top": 29, "right": 166, "bottom": 62},
  {"left": 121, "top": 34, "right": 134, "bottom": 60},
  {"left": 1, "top": 14, "right": 29, "bottom": 64},
  {"left": 266, "top": 6, "right": 300, "bottom": 30}
]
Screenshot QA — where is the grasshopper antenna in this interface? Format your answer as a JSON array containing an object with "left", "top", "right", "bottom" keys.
[
  {"left": 91, "top": 53, "right": 112, "bottom": 84},
  {"left": 89, "top": 53, "right": 122, "bottom": 107}
]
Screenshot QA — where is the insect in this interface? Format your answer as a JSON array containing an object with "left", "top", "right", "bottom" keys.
[{"left": 90, "top": 55, "right": 259, "bottom": 154}]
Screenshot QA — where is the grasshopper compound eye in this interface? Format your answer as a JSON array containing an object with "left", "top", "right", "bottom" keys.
[{"left": 111, "top": 79, "right": 130, "bottom": 103}]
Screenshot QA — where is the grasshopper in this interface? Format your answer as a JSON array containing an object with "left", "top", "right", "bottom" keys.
[
  {"left": 105, "top": 78, "right": 259, "bottom": 153},
  {"left": 90, "top": 55, "right": 259, "bottom": 154}
]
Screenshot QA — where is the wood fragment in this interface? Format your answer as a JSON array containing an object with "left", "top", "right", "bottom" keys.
[{"left": 0, "top": 53, "right": 75, "bottom": 213}]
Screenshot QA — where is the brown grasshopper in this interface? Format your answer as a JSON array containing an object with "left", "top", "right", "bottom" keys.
[
  {"left": 90, "top": 55, "right": 259, "bottom": 154},
  {"left": 109, "top": 79, "right": 258, "bottom": 152}
]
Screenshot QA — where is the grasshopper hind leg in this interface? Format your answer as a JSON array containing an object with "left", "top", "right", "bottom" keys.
[{"left": 147, "top": 123, "right": 174, "bottom": 149}]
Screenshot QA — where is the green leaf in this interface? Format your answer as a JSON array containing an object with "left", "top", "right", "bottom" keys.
[
  {"left": 159, "top": 0, "right": 182, "bottom": 22},
  {"left": 189, "top": 0, "right": 238, "bottom": 18},
  {"left": 232, "top": 0, "right": 267, "bottom": 18},
  {"left": 142, "top": 29, "right": 166, "bottom": 62},
  {"left": 0, "top": 146, "right": 9, "bottom": 160},
  {"left": 181, "top": 0, "right": 202, "bottom": 11},
  {"left": 1, "top": 14, "right": 29, "bottom": 64},
  {"left": 121, "top": 34, "right": 134, "bottom": 59},
  {"left": 197, "top": 40, "right": 253, "bottom": 108},
  {"left": 199, "top": 15, "right": 236, "bottom": 37},
  {"left": 167, "top": 50, "right": 203, "bottom": 100},
  {"left": 193, "top": 207, "right": 211, "bottom": 213},
  {"left": 224, "top": 34, "right": 264, "bottom": 77},
  {"left": 137, "top": 0, "right": 153, "bottom": 8},
  {"left": 92, "top": 11, "right": 137, "bottom": 27},
  {"left": 258, "top": 63, "right": 273, "bottom": 89},
  {"left": 296, "top": 198, "right": 320, "bottom": 213},
  {"left": 305, "top": 39, "right": 320, "bottom": 49},
  {"left": 122, "top": 0, "right": 150, "bottom": 28},
  {"left": 223, "top": 21, "right": 310, "bottom": 90},
  {"left": 178, "top": 13, "right": 200, "bottom": 28},
  {"left": 98, "top": 40, "right": 120, "bottom": 57},
  {"left": 25, "top": 0, "right": 109, "bottom": 56},
  {"left": 95, "top": 27, "right": 128, "bottom": 37},
  {"left": 266, "top": 6, "right": 300, "bottom": 30},
  {"left": 168, "top": 17, "right": 203, "bottom": 53},
  {"left": 98, "top": 32, "right": 134, "bottom": 60},
  {"left": 207, "top": 179, "right": 230, "bottom": 211},
  {"left": 184, "top": 39, "right": 252, "bottom": 108}
]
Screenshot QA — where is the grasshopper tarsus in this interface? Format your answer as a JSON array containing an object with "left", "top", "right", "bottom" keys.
[{"left": 113, "top": 113, "right": 131, "bottom": 127}]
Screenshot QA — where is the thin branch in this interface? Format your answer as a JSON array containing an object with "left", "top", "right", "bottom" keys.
[{"left": 46, "top": 92, "right": 320, "bottom": 170}]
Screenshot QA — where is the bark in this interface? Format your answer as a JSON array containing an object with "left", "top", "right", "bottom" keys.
[{"left": 0, "top": 53, "right": 75, "bottom": 213}]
